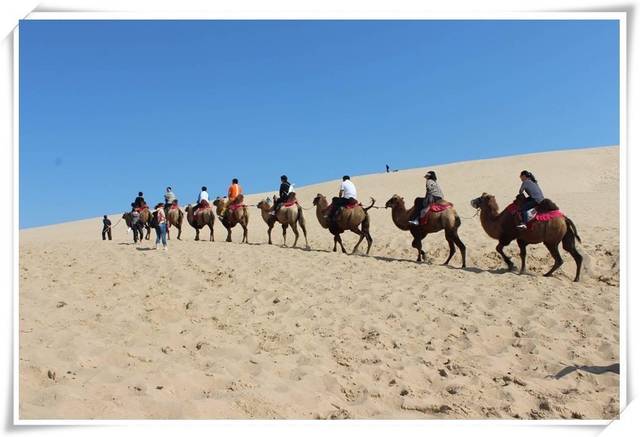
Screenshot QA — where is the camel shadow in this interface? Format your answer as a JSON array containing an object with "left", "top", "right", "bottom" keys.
[
  {"left": 135, "top": 247, "right": 157, "bottom": 251},
  {"left": 548, "top": 363, "right": 619, "bottom": 379}
]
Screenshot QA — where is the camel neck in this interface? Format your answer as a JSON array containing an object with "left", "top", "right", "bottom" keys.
[
  {"left": 391, "top": 203, "right": 411, "bottom": 231},
  {"left": 479, "top": 204, "right": 503, "bottom": 239}
]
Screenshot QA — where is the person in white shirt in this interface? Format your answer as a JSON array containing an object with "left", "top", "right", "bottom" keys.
[
  {"left": 329, "top": 175, "right": 358, "bottom": 222},
  {"left": 194, "top": 186, "right": 209, "bottom": 212}
]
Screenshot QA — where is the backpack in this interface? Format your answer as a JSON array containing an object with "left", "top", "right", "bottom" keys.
[{"left": 150, "top": 210, "right": 159, "bottom": 227}]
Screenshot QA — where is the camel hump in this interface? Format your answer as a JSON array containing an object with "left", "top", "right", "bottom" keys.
[
  {"left": 434, "top": 198, "right": 453, "bottom": 207},
  {"left": 538, "top": 198, "right": 559, "bottom": 212}
]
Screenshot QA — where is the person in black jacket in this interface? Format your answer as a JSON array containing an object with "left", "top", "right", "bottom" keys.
[
  {"left": 101, "top": 215, "right": 112, "bottom": 240},
  {"left": 133, "top": 192, "right": 146, "bottom": 209},
  {"left": 271, "top": 175, "right": 292, "bottom": 216}
]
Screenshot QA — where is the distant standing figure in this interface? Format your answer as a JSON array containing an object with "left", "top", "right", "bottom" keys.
[
  {"left": 153, "top": 202, "right": 168, "bottom": 250},
  {"left": 102, "top": 215, "right": 112, "bottom": 240},
  {"left": 386, "top": 164, "right": 390, "bottom": 173}
]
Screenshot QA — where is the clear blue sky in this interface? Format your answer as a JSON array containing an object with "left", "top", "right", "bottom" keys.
[{"left": 19, "top": 20, "right": 620, "bottom": 228}]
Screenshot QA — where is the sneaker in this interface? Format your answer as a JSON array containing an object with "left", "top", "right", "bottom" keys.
[
  {"left": 516, "top": 224, "right": 527, "bottom": 230},
  {"left": 163, "top": 246, "right": 168, "bottom": 251},
  {"left": 156, "top": 244, "right": 160, "bottom": 250},
  {"left": 408, "top": 219, "right": 419, "bottom": 226}
]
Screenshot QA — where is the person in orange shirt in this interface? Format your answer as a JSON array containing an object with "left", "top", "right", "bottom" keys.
[{"left": 228, "top": 178, "right": 242, "bottom": 203}]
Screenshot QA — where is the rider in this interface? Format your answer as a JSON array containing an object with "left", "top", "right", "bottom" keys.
[
  {"left": 516, "top": 170, "right": 544, "bottom": 229},
  {"left": 133, "top": 192, "right": 146, "bottom": 210},
  {"left": 193, "top": 186, "right": 209, "bottom": 212},
  {"left": 409, "top": 171, "right": 443, "bottom": 225},
  {"left": 328, "top": 175, "right": 358, "bottom": 221},
  {"left": 164, "top": 187, "right": 177, "bottom": 215},
  {"left": 271, "top": 175, "right": 292, "bottom": 216},
  {"left": 228, "top": 178, "right": 242, "bottom": 204}
]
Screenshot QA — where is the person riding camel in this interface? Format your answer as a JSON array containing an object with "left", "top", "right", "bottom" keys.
[
  {"left": 193, "top": 186, "right": 209, "bottom": 213},
  {"left": 328, "top": 175, "right": 358, "bottom": 222},
  {"left": 516, "top": 170, "right": 545, "bottom": 229},
  {"left": 164, "top": 186, "right": 177, "bottom": 215},
  {"left": 220, "top": 178, "right": 243, "bottom": 217},
  {"left": 408, "top": 171, "right": 443, "bottom": 226},
  {"left": 270, "top": 175, "right": 293, "bottom": 216},
  {"left": 133, "top": 192, "right": 146, "bottom": 210}
]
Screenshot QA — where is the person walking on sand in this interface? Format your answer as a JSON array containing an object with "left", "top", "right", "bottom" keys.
[
  {"left": 153, "top": 202, "right": 168, "bottom": 250},
  {"left": 130, "top": 203, "right": 143, "bottom": 243},
  {"left": 386, "top": 164, "right": 390, "bottom": 173},
  {"left": 101, "top": 215, "right": 112, "bottom": 240}
]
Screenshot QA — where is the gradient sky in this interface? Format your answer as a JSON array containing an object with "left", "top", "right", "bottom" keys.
[{"left": 19, "top": 19, "right": 620, "bottom": 228}]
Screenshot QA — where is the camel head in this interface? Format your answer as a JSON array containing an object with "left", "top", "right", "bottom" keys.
[
  {"left": 470, "top": 193, "right": 495, "bottom": 210},
  {"left": 212, "top": 197, "right": 223, "bottom": 207},
  {"left": 256, "top": 198, "right": 271, "bottom": 211},
  {"left": 312, "top": 193, "right": 325, "bottom": 206},
  {"left": 385, "top": 194, "right": 404, "bottom": 209}
]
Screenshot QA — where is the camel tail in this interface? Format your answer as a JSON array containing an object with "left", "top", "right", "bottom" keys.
[
  {"left": 363, "top": 197, "right": 376, "bottom": 212},
  {"left": 566, "top": 217, "right": 582, "bottom": 244}
]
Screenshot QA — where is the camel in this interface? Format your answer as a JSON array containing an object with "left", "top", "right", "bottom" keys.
[
  {"left": 122, "top": 211, "right": 145, "bottom": 243},
  {"left": 470, "top": 193, "right": 583, "bottom": 281},
  {"left": 122, "top": 207, "right": 152, "bottom": 240},
  {"left": 256, "top": 193, "right": 309, "bottom": 248},
  {"left": 185, "top": 202, "right": 215, "bottom": 241},
  {"left": 384, "top": 195, "right": 466, "bottom": 267},
  {"left": 213, "top": 195, "right": 249, "bottom": 243},
  {"left": 166, "top": 206, "right": 184, "bottom": 240},
  {"left": 312, "top": 194, "right": 374, "bottom": 255}
]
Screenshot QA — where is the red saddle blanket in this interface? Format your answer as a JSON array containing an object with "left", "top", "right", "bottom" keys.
[
  {"left": 419, "top": 202, "right": 453, "bottom": 224},
  {"left": 283, "top": 200, "right": 298, "bottom": 208},
  {"left": 170, "top": 204, "right": 179, "bottom": 210},
  {"left": 505, "top": 202, "right": 564, "bottom": 224},
  {"left": 228, "top": 203, "right": 245, "bottom": 211}
]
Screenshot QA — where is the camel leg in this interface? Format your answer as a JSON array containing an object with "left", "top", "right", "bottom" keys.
[
  {"left": 517, "top": 239, "right": 528, "bottom": 275},
  {"left": 543, "top": 241, "right": 564, "bottom": 277},
  {"left": 282, "top": 224, "right": 288, "bottom": 247},
  {"left": 145, "top": 225, "right": 151, "bottom": 240},
  {"left": 411, "top": 237, "right": 425, "bottom": 262},
  {"left": 335, "top": 234, "right": 347, "bottom": 253},
  {"left": 362, "top": 216, "right": 373, "bottom": 255},
  {"left": 242, "top": 222, "right": 248, "bottom": 243},
  {"left": 290, "top": 222, "right": 299, "bottom": 248},
  {"left": 299, "top": 218, "right": 310, "bottom": 249},
  {"left": 177, "top": 225, "right": 182, "bottom": 240},
  {"left": 167, "top": 225, "right": 171, "bottom": 241},
  {"left": 562, "top": 230, "right": 583, "bottom": 282},
  {"left": 195, "top": 228, "right": 200, "bottom": 241},
  {"left": 496, "top": 240, "right": 514, "bottom": 271},
  {"left": 443, "top": 231, "right": 456, "bottom": 266},
  {"left": 350, "top": 228, "right": 366, "bottom": 254},
  {"left": 210, "top": 223, "right": 214, "bottom": 242},
  {"left": 452, "top": 230, "right": 466, "bottom": 268},
  {"left": 267, "top": 223, "right": 274, "bottom": 244},
  {"left": 226, "top": 227, "right": 232, "bottom": 243}
]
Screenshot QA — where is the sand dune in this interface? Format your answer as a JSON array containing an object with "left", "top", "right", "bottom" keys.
[{"left": 19, "top": 146, "right": 620, "bottom": 419}]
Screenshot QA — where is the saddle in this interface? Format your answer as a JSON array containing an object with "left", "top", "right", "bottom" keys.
[
  {"left": 419, "top": 201, "right": 453, "bottom": 224},
  {"left": 506, "top": 198, "right": 563, "bottom": 227},
  {"left": 228, "top": 203, "right": 246, "bottom": 212},
  {"left": 170, "top": 203, "right": 180, "bottom": 210}
]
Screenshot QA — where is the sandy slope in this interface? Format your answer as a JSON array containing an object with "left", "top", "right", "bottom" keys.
[{"left": 19, "top": 146, "right": 620, "bottom": 419}]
